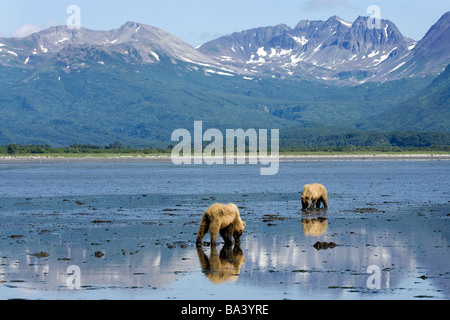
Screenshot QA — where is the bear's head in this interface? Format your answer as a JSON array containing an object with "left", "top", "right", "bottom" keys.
[
  {"left": 233, "top": 220, "right": 246, "bottom": 241},
  {"left": 301, "top": 194, "right": 311, "bottom": 210}
]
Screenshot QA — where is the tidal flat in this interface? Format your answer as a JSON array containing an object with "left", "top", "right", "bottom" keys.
[{"left": 0, "top": 160, "right": 448, "bottom": 300}]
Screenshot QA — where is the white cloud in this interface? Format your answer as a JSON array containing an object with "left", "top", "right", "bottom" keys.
[
  {"left": 11, "top": 21, "right": 58, "bottom": 38},
  {"left": 11, "top": 24, "right": 42, "bottom": 37}
]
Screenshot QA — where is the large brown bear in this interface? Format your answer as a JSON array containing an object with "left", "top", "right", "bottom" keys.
[
  {"left": 196, "top": 203, "right": 246, "bottom": 246},
  {"left": 301, "top": 183, "right": 328, "bottom": 210}
]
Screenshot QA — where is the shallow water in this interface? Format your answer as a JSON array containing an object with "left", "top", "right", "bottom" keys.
[{"left": 0, "top": 160, "right": 448, "bottom": 300}]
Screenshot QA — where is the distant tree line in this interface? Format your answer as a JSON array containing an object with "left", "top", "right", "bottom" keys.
[
  {"left": 0, "top": 141, "right": 172, "bottom": 156},
  {"left": 279, "top": 130, "right": 450, "bottom": 150},
  {"left": 1, "top": 131, "right": 449, "bottom": 156}
]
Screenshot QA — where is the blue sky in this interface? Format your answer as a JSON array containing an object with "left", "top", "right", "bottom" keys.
[{"left": 0, "top": 0, "right": 448, "bottom": 46}]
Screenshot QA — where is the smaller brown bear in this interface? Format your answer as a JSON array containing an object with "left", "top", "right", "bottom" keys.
[
  {"left": 196, "top": 203, "right": 246, "bottom": 246},
  {"left": 301, "top": 183, "right": 328, "bottom": 210}
]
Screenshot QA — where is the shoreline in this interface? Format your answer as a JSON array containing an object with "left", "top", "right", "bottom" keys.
[{"left": 0, "top": 153, "right": 449, "bottom": 163}]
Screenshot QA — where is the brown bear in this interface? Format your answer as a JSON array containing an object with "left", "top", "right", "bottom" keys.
[
  {"left": 301, "top": 183, "right": 328, "bottom": 210},
  {"left": 196, "top": 203, "right": 246, "bottom": 246}
]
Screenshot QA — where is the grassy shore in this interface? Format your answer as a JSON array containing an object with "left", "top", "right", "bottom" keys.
[
  {"left": 0, "top": 150, "right": 449, "bottom": 161},
  {"left": 1, "top": 143, "right": 449, "bottom": 160}
]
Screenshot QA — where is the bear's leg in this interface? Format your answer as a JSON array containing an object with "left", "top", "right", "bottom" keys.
[
  {"left": 220, "top": 225, "right": 233, "bottom": 244},
  {"left": 322, "top": 195, "right": 328, "bottom": 208},
  {"left": 196, "top": 216, "right": 209, "bottom": 246},
  {"left": 315, "top": 201, "right": 320, "bottom": 209},
  {"left": 311, "top": 199, "right": 318, "bottom": 209},
  {"left": 233, "top": 233, "right": 241, "bottom": 245},
  {"left": 209, "top": 221, "right": 220, "bottom": 246}
]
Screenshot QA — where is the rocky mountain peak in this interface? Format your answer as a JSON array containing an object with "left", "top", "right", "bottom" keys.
[
  {"left": 198, "top": 15, "right": 418, "bottom": 82},
  {"left": 397, "top": 11, "right": 450, "bottom": 77}
]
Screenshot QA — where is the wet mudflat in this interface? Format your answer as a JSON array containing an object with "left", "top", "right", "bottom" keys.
[{"left": 0, "top": 160, "right": 448, "bottom": 299}]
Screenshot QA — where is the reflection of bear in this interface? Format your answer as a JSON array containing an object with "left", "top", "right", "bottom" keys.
[
  {"left": 197, "top": 244, "right": 246, "bottom": 284},
  {"left": 301, "top": 218, "right": 328, "bottom": 236},
  {"left": 196, "top": 203, "right": 246, "bottom": 246},
  {"left": 301, "top": 183, "right": 328, "bottom": 210}
]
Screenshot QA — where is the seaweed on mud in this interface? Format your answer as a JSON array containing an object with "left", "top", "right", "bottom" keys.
[{"left": 33, "top": 252, "right": 50, "bottom": 258}]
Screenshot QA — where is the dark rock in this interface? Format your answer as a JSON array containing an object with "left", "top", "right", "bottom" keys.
[{"left": 313, "top": 241, "right": 337, "bottom": 250}]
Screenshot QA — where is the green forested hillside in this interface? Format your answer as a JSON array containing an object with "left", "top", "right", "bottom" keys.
[
  {"left": 0, "top": 53, "right": 445, "bottom": 148},
  {"left": 280, "top": 127, "right": 450, "bottom": 148},
  {"left": 359, "top": 64, "right": 450, "bottom": 132}
]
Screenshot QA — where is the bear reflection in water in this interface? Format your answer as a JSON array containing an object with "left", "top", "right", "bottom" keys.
[
  {"left": 301, "top": 208, "right": 328, "bottom": 237},
  {"left": 197, "top": 244, "right": 246, "bottom": 284},
  {"left": 301, "top": 217, "right": 328, "bottom": 237}
]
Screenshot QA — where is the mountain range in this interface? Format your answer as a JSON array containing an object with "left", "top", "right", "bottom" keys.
[
  {"left": 0, "top": 12, "right": 448, "bottom": 147},
  {"left": 1, "top": 13, "right": 449, "bottom": 83},
  {"left": 200, "top": 13, "right": 450, "bottom": 83},
  {"left": 0, "top": 21, "right": 234, "bottom": 78}
]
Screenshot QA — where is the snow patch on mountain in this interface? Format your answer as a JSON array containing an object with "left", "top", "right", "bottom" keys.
[
  {"left": 291, "top": 35, "right": 308, "bottom": 45},
  {"left": 388, "top": 61, "right": 406, "bottom": 73},
  {"left": 257, "top": 47, "right": 267, "bottom": 57},
  {"left": 150, "top": 51, "right": 160, "bottom": 61},
  {"left": 336, "top": 17, "right": 352, "bottom": 28}
]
